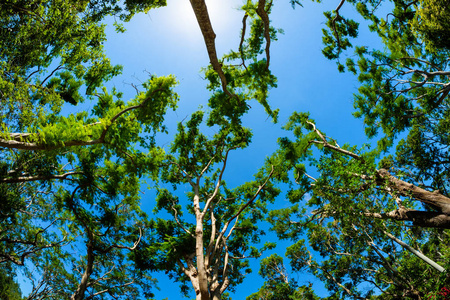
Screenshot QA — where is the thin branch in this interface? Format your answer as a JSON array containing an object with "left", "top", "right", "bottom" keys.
[
  {"left": 172, "top": 204, "right": 194, "bottom": 237},
  {"left": 169, "top": 160, "right": 196, "bottom": 188},
  {"left": 1, "top": 171, "right": 82, "bottom": 183},
  {"left": 202, "top": 146, "right": 235, "bottom": 216},
  {"left": 331, "top": 0, "right": 346, "bottom": 54},
  {"left": 84, "top": 281, "right": 135, "bottom": 300},
  {"left": 238, "top": 13, "right": 249, "bottom": 70},
  {"left": 307, "top": 120, "right": 364, "bottom": 162},
  {"left": 217, "top": 165, "right": 274, "bottom": 249}
]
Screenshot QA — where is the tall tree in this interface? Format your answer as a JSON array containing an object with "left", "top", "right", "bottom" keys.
[
  {"left": 1, "top": 0, "right": 282, "bottom": 299},
  {"left": 0, "top": 0, "right": 178, "bottom": 299},
  {"left": 131, "top": 1, "right": 284, "bottom": 299},
  {"left": 266, "top": 0, "right": 450, "bottom": 298}
]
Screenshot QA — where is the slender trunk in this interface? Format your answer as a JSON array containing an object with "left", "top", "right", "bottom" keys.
[
  {"left": 194, "top": 193, "right": 210, "bottom": 300},
  {"left": 71, "top": 239, "right": 94, "bottom": 300},
  {"left": 384, "top": 231, "right": 445, "bottom": 272}
]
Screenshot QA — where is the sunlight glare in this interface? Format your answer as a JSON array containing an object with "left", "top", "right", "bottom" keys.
[{"left": 159, "top": 0, "right": 243, "bottom": 42}]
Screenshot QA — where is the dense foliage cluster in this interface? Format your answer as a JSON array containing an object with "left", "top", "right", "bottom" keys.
[{"left": 1, "top": 0, "right": 450, "bottom": 299}]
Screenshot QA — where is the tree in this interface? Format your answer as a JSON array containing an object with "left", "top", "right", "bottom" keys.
[
  {"left": 131, "top": 1, "right": 284, "bottom": 298},
  {"left": 411, "top": 0, "right": 450, "bottom": 51},
  {"left": 3, "top": 0, "right": 450, "bottom": 299},
  {"left": 1, "top": 0, "right": 176, "bottom": 299},
  {"left": 266, "top": 0, "right": 450, "bottom": 298},
  {"left": 1, "top": 0, "right": 282, "bottom": 299},
  {"left": 246, "top": 254, "right": 319, "bottom": 300},
  {"left": 0, "top": 264, "right": 23, "bottom": 300}
]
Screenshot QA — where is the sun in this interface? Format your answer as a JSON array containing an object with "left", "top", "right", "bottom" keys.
[{"left": 155, "top": 0, "right": 243, "bottom": 42}]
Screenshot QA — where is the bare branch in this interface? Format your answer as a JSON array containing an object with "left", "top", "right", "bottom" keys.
[
  {"left": 189, "top": 0, "right": 232, "bottom": 97},
  {"left": 331, "top": 0, "right": 346, "bottom": 54},
  {"left": 202, "top": 146, "right": 235, "bottom": 216},
  {"left": 172, "top": 204, "right": 194, "bottom": 238},
  {"left": 1, "top": 171, "right": 82, "bottom": 183},
  {"left": 238, "top": 13, "right": 249, "bottom": 70},
  {"left": 307, "top": 120, "right": 364, "bottom": 161},
  {"left": 383, "top": 231, "right": 445, "bottom": 272},
  {"left": 84, "top": 281, "right": 135, "bottom": 300}
]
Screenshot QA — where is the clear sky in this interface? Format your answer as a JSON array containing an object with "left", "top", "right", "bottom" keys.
[{"left": 39, "top": 0, "right": 377, "bottom": 299}]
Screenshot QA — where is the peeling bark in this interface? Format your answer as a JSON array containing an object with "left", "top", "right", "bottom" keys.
[{"left": 377, "top": 168, "right": 450, "bottom": 214}]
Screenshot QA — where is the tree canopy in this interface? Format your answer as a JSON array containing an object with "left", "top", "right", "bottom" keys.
[{"left": 1, "top": 0, "right": 450, "bottom": 299}]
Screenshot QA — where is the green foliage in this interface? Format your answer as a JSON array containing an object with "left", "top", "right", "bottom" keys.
[
  {"left": 0, "top": 265, "right": 23, "bottom": 300},
  {"left": 205, "top": 0, "right": 280, "bottom": 126},
  {"left": 1, "top": 0, "right": 284, "bottom": 298},
  {"left": 133, "top": 110, "right": 281, "bottom": 296},
  {"left": 411, "top": 0, "right": 450, "bottom": 51},
  {"left": 0, "top": 0, "right": 176, "bottom": 299},
  {"left": 247, "top": 254, "right": 319, "bottom": 300},
  {"left": 3, "top": 0, "right": 450, "bottom": 299},
  {"left": 261, "top": 0, "right": 450, "bottom": 299}
]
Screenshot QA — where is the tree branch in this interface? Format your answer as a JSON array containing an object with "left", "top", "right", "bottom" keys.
[
  {"left": 202, "top": 146, "right": 234, "bottom": 217},
  {"left": 383, "top": 231, "right": 445, "bottom": 272},
  {"left": 377, "top": 168, "right": 450, "bottom": 214},
  {"left": 256, "top": 0, "right": 271, "bottom": 69},
  {"left": 189, "top": 0, "right": 232, "bottom": 97},
  {"left": 331, "top": 0, "right": 346, "bottom": 54},
  {"left": 0, "top": 86, "right": 166, "bottom": 151},
  {"left": 215, "top": 166, "right": 274, "bottom": 256},
  {"left": 307, "top": 120, "right": 364, "bottom": 162},
  {"left": 1, "top": 171, "right": 82, "bottom": 183}
]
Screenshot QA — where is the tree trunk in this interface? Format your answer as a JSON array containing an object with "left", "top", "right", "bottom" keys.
[
  {"left": 378, "top": 169, "right": 450, "bottom": 214},
  {"left": 71, "top": 241, "right": 94, "bottom": 300},
  {"left": 194, "top": 193, "right": 210, "bottom": 300},
  {"left": 384, "top": 231, "right": 445, "bottom": 272}
]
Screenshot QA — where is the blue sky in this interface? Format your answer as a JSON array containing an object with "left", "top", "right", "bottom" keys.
[
  {"left": 95, "top": 0, "right": 375, "bottom": 298},
  {"left": 13, "top": 0, "right": 383, "bottom": 299}
]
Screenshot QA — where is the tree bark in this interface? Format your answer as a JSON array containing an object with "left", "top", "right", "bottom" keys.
[
  {"left": 189, "top": 0, "right": 230, "bottom": 96},
  {"left": 366, "top": 209, "right": 450, "bottom": 229},
  {"left": 194, "top": 192, "right": 210, "bottom": 300},
  {"left": 377, "top": 168, "right": 450, "bottom": 214},
  {"left": 71, "top": 239, "right": 94, "bottom": 300},
  {"left": 384, "top": 231, "right": 445, "bottom": 273}
]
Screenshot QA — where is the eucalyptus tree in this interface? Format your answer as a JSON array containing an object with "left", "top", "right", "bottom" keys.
[{"left": 265, "top": 0, "right": 450, "bottom": 298}]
